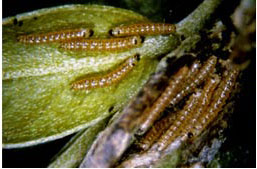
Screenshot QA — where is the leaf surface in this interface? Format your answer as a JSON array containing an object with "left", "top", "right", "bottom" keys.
[{"left": 3, "top": 4, "right": 178, "bottom": 148}]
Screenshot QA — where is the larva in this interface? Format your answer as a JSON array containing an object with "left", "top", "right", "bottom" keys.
[
  {"left": 169, "top": 56, "right": 217, "bottom": 106},
  {"left": 189, "top": 69, "right": 238, "bottom": 137},
  {"left": 154, "top": 76, "right": 218, "bottom": 151},
  {"left": 110, "top": 23, "right": 176, "bottom": 37},
  {"left": 137, "top": 60, "right": 201, "bottom": 135},
  {"left": 60, "top": 36, "right": 142, "bottom": 51},
  {"left": 137, "top": 66, "right": 189, "bottom": 135},
  {"left": 178, "top": 76, "right": 221, "bottom": 141},
  {"left": 71, "top": 54, "right": 140, "bottom": 90},
  {"left": 17, "top": 28, "right": 93, "bottom": 44},
  {"left": 154, "top": 91, "right": 203, "bottom": 151},
  {"left": 136, "top": 114, "right": 175, "bottom": 151}
]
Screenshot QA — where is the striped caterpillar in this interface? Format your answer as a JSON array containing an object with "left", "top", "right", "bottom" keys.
[
  {"left": 136, "top": 66, "right": 189, "bottom": 150},
  {"left": 169, "top": 56, "right": 217, "bottom": 106},
  {"left": 110, "top": 23, "right": 176, "bottom": 37},
  {"left": 71, "top": 54, "right": 140, "bottom": 90},
  {"left": 137, "top": 66, "right": 189, "bottom": 134},
  {"left": 154, "top": 91, "right": 203, "bottom": 151},
  {"left": 60, "top": 36, "right": 142, "bottom": 51},
  {"left": 136, "top": 114, "right": 175, "bottom": 151},
  {"left": 17, "top": 28, "right": 93, "bottom": 44},
  {"left": 183, "top": 75, "right": 221, "bottom": 138}
]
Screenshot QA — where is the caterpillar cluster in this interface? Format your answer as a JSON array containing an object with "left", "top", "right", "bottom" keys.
[
  {"left": 140, "top": 66, "right": 237, "bottom": 152},
  {"left": 154, "top": 76, "right": 220, "bottom": 151},
  {"left": 169, "top": 56, "right": 217, "bottom": 106},
  {"left": 157, "top": 69, "right": 237, "bottom": 151},
  {"left": 137, "top": 66, "right": 189, "bottom": 135},
  {"left": 17, "top": 23, "right": 176, "bottom": 49},
  {"left": 71, "top": 54, "right": 140, "bottom": 90},
  {"left": 17, "top": 22, "right": 176, "bottom": 90},
  {"left": 137, "top": 56, "right": 217, "bottom": 135}
]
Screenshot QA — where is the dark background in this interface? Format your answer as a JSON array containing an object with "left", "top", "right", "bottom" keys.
[
  {"left": 3, "top": 0, "right": 203, "bottom": 22},
  {"left": 2, "top": 0, "right": 256, "bottom": 167}
]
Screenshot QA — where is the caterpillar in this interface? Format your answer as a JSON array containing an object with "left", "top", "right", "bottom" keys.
[
  {"left": 110, "top": 23, "right": 176, "bottom": 37},
  {"left": 60, "top": 36, "right": 142, "bottom": 51},
  {"left": 183, "top": 75, "right": 220, "bottom": 139},
  {"left": 137, "top": 66, "right": 189, "bottom": 135},
  {"left": 17, "top": 28, "right": 93, "bottom": 44},
  {"left": 154, "top": 91, "right": 203, "bottom": 151},
  {"left": 71, "top": 54, "right": 140, "bottom": 90},
  {"left": 169, "top": 56, "right": 217, "bottom": 106},
  {"left": 136, "top": 114, "right": 176, "bottom": 151}
]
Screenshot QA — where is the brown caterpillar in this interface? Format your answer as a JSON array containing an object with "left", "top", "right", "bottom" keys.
[
  {"left": 154, "top": 91, "right": 203, "bottom": 151},
  {"left": 170, "top": 56, "right": 217, "bottom": 105},
  {"left": 110, "top": 23, "right": 176, "bottom": 37},
  {"left": 17, "top": 28, "right": 93, "bottom": 44},
  {"left": 71, "top": 54, "right": 140, "bottom": 90},
  {"left": 136, "top": 114, "right": 176, "bottom": 151},
  {"left": 175, "top": 76, "right": 221, "bottom": 142},
  {"left": 137, "top": 66, "right": 189, "bottom": 135},
  {"left": 60, "top": 36, "right": 142, "bottom": 51}
]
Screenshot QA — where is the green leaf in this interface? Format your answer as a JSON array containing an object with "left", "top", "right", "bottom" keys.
[{"left": 3, "top": 4, "right": 179, "bottom": 148}]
